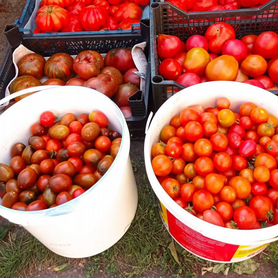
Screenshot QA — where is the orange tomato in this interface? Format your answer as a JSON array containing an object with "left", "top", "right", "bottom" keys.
[
  {"left": 205, "top": 55, "right": 238, "bottom": 81},
  {"left": 241, "top": 55, "right": 267, "bottom": 78},
  {"left": 235, "top": 69, "right": 248, "bottom": 82},
  {"left": 184, "top": 48, "right": 210, "bottom": 75}
]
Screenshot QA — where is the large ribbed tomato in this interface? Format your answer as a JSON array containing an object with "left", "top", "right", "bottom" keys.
[
  {"left": 36, "top": 5, "right": 69, "bottom": 32},
  {"left": 79, "top": 5, "right": 108, "bottom": 31},
  {"left": 41, "top": 0, "right": 73, "bottom": 7},
  {"left": 114, "top": 3, "right": 143, "bottom": 23}
]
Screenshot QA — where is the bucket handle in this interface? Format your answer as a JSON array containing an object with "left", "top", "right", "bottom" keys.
[
  {"left": 0, "top": 85, "right": 60, "bottom": 107},
  {"left": 145, "top": 111, "right": 153, "bottom": 134},
  {"left": 255, "top": 236, "right": 278, "bottom": 246}
]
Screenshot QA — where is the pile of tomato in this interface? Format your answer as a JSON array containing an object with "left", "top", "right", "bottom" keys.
[
  {"left": 167, "top": 0, "right": 271, "bottom": 12},
  {"left": 0, "top": 110, "right": 122, "bottom": 211},
  {"left": 157, "top": 23, "right": 278, "bottom": 90},
  {"left": 10, "top": 48, "right": 140, "bottom": 119},
  {"left": 34, "top": 0, "right": 149, "bottom": 33},
  {"left": 151, "top": 97, "right": 278, "bottom": 229}
]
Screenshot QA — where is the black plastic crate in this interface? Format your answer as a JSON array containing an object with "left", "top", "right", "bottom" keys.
[
  {"left": 4, "top": 0, "right": 150, "bottom": 49},
  {"left": 0, "top": 39, "right": 150, "bottom": 141},
  {"left": 150, "top": 1, "right": 278, "bottom": 111}
]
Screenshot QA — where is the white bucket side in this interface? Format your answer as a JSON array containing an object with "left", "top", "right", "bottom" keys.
[
  {"left": 0, "top": 86, "right": 138, "bottom": 258},
  {"left": 144, "top": 81, "right": 278, "bottom": 246}
]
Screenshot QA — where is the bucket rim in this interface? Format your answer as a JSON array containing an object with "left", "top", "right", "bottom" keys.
[
  {"left": 0, "top": 86, "right": 130, "bottom": 217},
  {"left": 144, "top": 81, "right": 278, "bottom": 246}
]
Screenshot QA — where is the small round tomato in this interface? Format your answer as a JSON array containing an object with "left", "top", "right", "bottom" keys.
[
  {"left": 95, "top": 136, "right": 112, "bottom": 153},
  {"left": 255, "top": 153, "right": 277, "bottom": 170},
  {"left": 257, "top": 123, "right": 275, "bottom": 138},
  {"left": 268, "top": 115, "right": 278, "bottom": 128},
  {"left": 171, "top": 158, "right": 186, "bottom": 175},
  {"left": 184, "top": 121, "right": 204, "bottom": 142},
  {"left": 268, "top": 58, "right": 278, "bottom": 84},
  {"left": 69, "top": 120, "right": 83, "bottom": 134},
  {"left": 233, "top": 206, "right": 257, "bottom": 230},
  {"left": 152, "top": 155, "right": 173, "bottom": 177},
  {"left": 250, "top": 107, "right": 269, "bottom": 124},
  {"left": 216, "top": 201, "right": 233, "bottom": 222},
  {"left": 174, "top": 197, "right": 186, "bottom": 208},
  {"left": 252, "top": 182, "right": 268, "bottom": 196},
  {"left": 240, "top": 102, "right": 257, "bottom": 116},
  {"left": 180, "top": 183, "right": 195, "bottom": 202},
  {"left": 220, "top": 185, "right": 237, "bottom": 203},
  {"left": 265, "top": 140, "right": 278, "bottom": 158},
  {"left": 151, "top": 142, "right": 166, "bottom": 158},
  {"left": 200, "top": 112, "right": 217, "bottom": 124},
  {"left": 253, "top": 166, "right": 270, "bottom": 183},
  {"left": 240, "top": 116, "right": 254, "bottom": 130},
  {"left": 183, "top": 163, "right": 196, "bottom": 179},
  {"left": 179, "top": 108, "right": 200, "bottom": 126},
  {"left": 218, "top": 109, "right": 236, "bottom": 127},
  {"left": 216, "top": 97, "right": 231, "bottom": 110},
  {"left": 194, "top": 156, "right": 214, "bottom": 176},
  {"left": 239, "top": 139, "right": 257, "bottom": 158},
  {"left": 56, "top": 191, "right": 72, "bottom": 206},
  {"left": 205, "top": 173, "right": 226, "bottom": 194},
  {"left": 239, "top": 168, "right": 254, "bottom": 183},
  {"left": 268, "top": 189, "right": 278, "bottom": 206},
  {"left": 203, "top": 209, "right": 224, "bottom": 227},
  {"left": 259, "top": 136, "right": 272, "bottom": 147},
  {"left": 159, "top": 58, "right": 183, "bottom": 80},
  {"left": 232, "top": 199, "right": 246, "bottom": 210},
  {"left": 161, "top": 178, "right": 180, "bottom": 199},
  {"left": 210, "top": 133, "right": 228, "bottom": 151},
  {"left": 245, "top": 130, "right": 258, "bottom": 142},
  {"left": 165, "top": 141, "right": 183, "bottom": 158},
  {"left": 170, "top": 115, "right": 181, "bottom": 128},
  {"left": 213, "top": 152, "right": 232, "bottom": 172},
  {"left": 192, "top": 175, "right": 205, "bottom": 189},
  {"left": 203, "top": 121, "right": 218, "bottom": 137},
  {"left": 269, "top": 169, "right": 278, "bottom": 189},
  {"left": 229, "top": 176, "right": 251, "bottom": 199},
  {"left": 181, "top": 143, "right": 196, "bottom": 162},
  {"left": 192, "top": 189, "right": 214, "bottom": 212},
  {"left": 40, "top": 111, "right": 57, "bottom": 127},
  {"left": 250, "top": 196, "right": 273, "bottom": 221},
  {"left": 228, "top": 132, "right": 242, "bottom": 149},
  {"left": 160, "top": 125, "right": 176, "bottom": 143},
  {"left": 193, "top": 138, "right": 213, "bottom": 157}
]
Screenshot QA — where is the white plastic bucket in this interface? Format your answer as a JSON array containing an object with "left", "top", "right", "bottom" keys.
[
  {"left": 0, "top": 86, "right": 138, "bottom": 258},
  {"left": 144, "top": 81, "right": 278, "bottom": 263}
]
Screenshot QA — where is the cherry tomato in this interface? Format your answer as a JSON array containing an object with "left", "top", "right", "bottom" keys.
[
  {"left": 250, "top": 196, "right": 273, "bottom": 221},
  {"left": 159, "top": 58, "right": 183, "bottom": 80},
  {"left": 170, "top": 115, "right": 181, "bottom": 128},
  {"left": 213, "top": 152, "right": 232, "bottom": 172},
  {"left": 233, "top": 206, "right": 257, "bottom": 230},
  {"left": 179, "top": 108, "right": 200, "bottom": 126},
  {"left": 165, "top": 141, "right": 183, "bottom": 158},
  {"left": 161, "top": 178, "right": 180, "bottom": 199},
  {"left": 240, "top": 116, "right": 254, "bottom": 130},
  {"left": 240, "top": 102, "right": 257, "bottom": 116},
  {"left": 218, "top": 109, "right": 236, "bottom": 127},
  {"left": 216, "top": 201, "right": 233, "bottom": 222},
  {"left": 229, "top": 125, "right": 246, "bottom": 138},
  {"left": 220, "top": 185, "right": 236, "bottom": 203},
  {"left": 205, "top": 173, "right": 226, "bottom": 194},
  {"left": 160, "top": 125, "right": 176, "bottom": 143},
  {"left": 255, "top": 153, "right": 277, "bottom": 170},
  {"left": 152, "top": 155, "right": 173, "bottom": 176},
  {"left": 183, "top": 163, "right": 196, "bottom": 179},
  {"left": 252, "top": 182, "right": 268, "bottom": 196},
  {"left": 203, "top": 121, "right": 218, "bottom": 137},
  {"left": 239, "top": 139, "right": 257, "bottom": 158},
  {"left": 95, "top": 136, "right": 112, "bottom": 153},
  {"left": 228, "top": 132, "right": 242, "bottom": 149},
  {"left": 229, "top": 176, "right": 251, "bottom": 199},
  {"left": 269, "top": 169, "right": 278, "bottom": 189},
  {"left": 239, "top": 168, "right": 254, "bottom": 183},
  {"left": 232, "top": 199, "right": 246, "bottom": 210},
  {"left": 194, "top": 156, "right": 214, "bottom": 176},
  {"left": 253, "top": 166, "right": 270, "bottom": 183},
  {"left": 192, "top": 189, "right": 214, "bottom": 212},
  {"left": 210, "top": 133, "right": 228, "bottom": 151},
  {"left": 193, "top": 138, "right": 212, "bottom": 157},
  {"left": 250, "top": 107, "right": 269, "bottom": 124},
  {"left": 192, "top": 175, "right": 205, "bottom": 189},
  {"left": 265, "top": 140, "right": 278, "bottom": 158},
  {"left": 180, "top": 183, "right": 195, "bottom": 202},
  {"left": 181, "top": 143, "right": 196, "bottom": 162},
  {"left": 40, "top": 111, "right": 57, "bottom": 127},
  {"left": 184, "top": 121, "right": 204, "bottom": 142},
  {"left": 151, "top": 142, "right": 166, "bottom": 158},
  {"left": 203, "top": 209, "right": 224, "bottom": 227},
  {"left": 268, "top": 189, "right": 278, "bottom": 206},
  {"left": 171, "top": 158, "right": 186, "bottom": 175}
]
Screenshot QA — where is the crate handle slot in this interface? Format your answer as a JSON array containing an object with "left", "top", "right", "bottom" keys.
[
  {"left": 152, "top": 75, "right": 164, "bottom": 84},
  {"left": 145, "top": 111, "right": 153, "bottom": 135}
]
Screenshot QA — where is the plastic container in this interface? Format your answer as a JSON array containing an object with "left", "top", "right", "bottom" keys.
[
  {"left": 150, "top": 1, "right": 278, "bottom": 111},
  {"left": 4, "top": 0, "right": 150, "bottom": 48},
  {"left": 0, "top": 86, "right": 138, "bottom": 258},
  {"left": 144, "top": 81, "right": 278, "bottom": 263},
  {"left": 0, "top": 37, "right": 151, "bottom": 140}
]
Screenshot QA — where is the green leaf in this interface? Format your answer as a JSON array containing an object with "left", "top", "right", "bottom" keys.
[
  {"left": 53, "top": 263, "right": 69, "bottom": 272},
  {"left": 0, "top": 226, "right": 10, "bottom": 240},
  {"left": 168, "top": 240, "right": 181, "bottom": 266},
  {"left": 233, "top": 259, "right": 259, "bottom": 275}
]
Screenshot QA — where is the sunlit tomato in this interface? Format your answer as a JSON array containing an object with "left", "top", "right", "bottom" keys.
[
  {"left": 233, "top": 206, "right": 257, "bottom": 230},
  {"left": 269, "top": 169, "right": 278, "bottom": 189},
  {"left": 165, "top": 141, "right": 183, "bottom": 158},
  {"left": 40, "top": 111, "right": 57, "bottom": 127},
  {"left": 152, "top": 155, "right": 172, "bottom": 176},
  {"left": 203, "top": 209, "right": 225, "bottom": 227},
  {"left": 181, "top": 143, "right": 196, "bottom": 162},
  {"left": 174, "top": 52, "right": 187, "bottom": 67},
  {"left": 46, "top": 139, "right": 62, "bottom": 152},
  {"left": 241, "top": 35, "right": 257, "bottom": 53},
  {"left": 203, "top": 121, "right": 218, "bottom": 137},
  {"left": 210, "top": 133, "right": 228, "bottom": 151},
  {"left": 213, "top": 152, "right": 232, "bottom": 172},
  {"left": 222, "top": 39, "right": 249, "bottom": 63},
  {"left": 216, "top": 201, "right": 233, "bottom": 222},
  {"left": 257, "top": 123, "right": 275, "bottom": 138},
  {"left": 205, "top": 23, "right": 236, "bottom": 54},
  {"left": 206, "top": 55, "right": 238, "bottom": 81},
  {"left": 218, "top": 109, "right": 236, "bottom": 127},
  {"left": 161, "top": 178, "right": 180, "bottom": 199},
  {"left": 192, "top": 189, "right": 214, "bottom": 212},
  {"left": 186, "top": 35, "right": 208, "bottom": 51},
  {"left": 69, "top": 121, "right": 83, "bottom": 134},
  {"left": 194, "top": 156, "right": 214, "bottom": 176},
  {"left": 168, "top": 136, "right": 183, "bottom": 145},
  {"left": 241, "top": 55, "right": 268, "bottom": 78},
  {"left": 252, "top": 182, "right": 268, "bottom": 196},
  {"left": 159, "top": 58, "right": 183, "bottom": 80},
  {"left": 253, "top": 166, "right": 270, "bottom": 183},
  {"left": 192, "top": 175, "right": 205, "bottom": 189},
  {"left": 250, "top": 196, "right": 273, "bottom": 221},
  {"left": 255, "top": 153, "right": 277, "bottom": 170},
  {"left": 232, "top": 155, "right": 248, "bottom": 171},
  {"left": 180, "top": 183, "right": 195, "bottom": 202},
  {"left": 239, "top": 168, "right": 253, "bottom": 183},
  {"left": 184, "top": 48, "right": 210, "bottom": 75},
  {"left": 193, "top": 138, "right": 212, "bottom": 157},
  {"left": 250, "top": 107, "right": 269, "bottom": 124},
  {"left": 268, "top": 59, "right": 278, "bottom": 84},
  {"left": 245, "top": 130, "right": 259, "bottom": 142},
  {"left": 160, "top": 125, "right": 176, "bottom": 143},
  {"left": 240, "top": 102, "right": 257, "bottom": 116},
  {"left": 157, "top": 34, "right": 184, "bottom": 59},
  {"left": 183, "top": 163, "right": 196, "bottom": 179},
  {"left": 176, "top": 73, "right": 202, "bottom": 88},
  {"left": 171, "top": 158, "right": 186, "bottom": 175},
  {"left": 229, "top": 176, "right": 251, "bottom": 199},
  {"left": 184, "top": 121, "right": 204, "bottom": 142},
  {"left": 254, "top": 31, "right": 278, "bottom": 60},
  {"left": 205, "top": 173, "right": 226, "bottom": 194},
  {"left": 151, "top": 142, "right": 165, "bottom": 158},
  {"left": 180, "top": 108, "right": 200, "bottom": 126},
  {"left": 220, "top": 185, "right": 236, "bottom": 203},
  {"left": 170, "top": 115, "right": 181, "bottom": 128},
  {"left": 228, "top": 132, "right": 242, "bottom": 150},
  {"left": 259, "top": 136, "right": 272, "bottom": 147},
  {"left": 216, "top": 97, "right": 230, "bottom": 110}
]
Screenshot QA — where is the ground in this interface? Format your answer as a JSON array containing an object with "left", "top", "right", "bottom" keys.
[{"left": 0, "top": 1, "right": 277, "bottom": 278}]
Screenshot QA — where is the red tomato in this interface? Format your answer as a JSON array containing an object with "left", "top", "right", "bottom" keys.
[
  {"left": 176, "top": 73, "right": 202, "bottom": 88},
  {"left": 232, "top": 155, "right": 248, "bottom": 171},
  {"left": 254, "top": 31, "right": 278, "bottom": 60},
  {"left": 203, "top": 209, "right": 225, "bottom": 227},
  {"left": 56, "top": 191, "right": 72, "bottom": 205},
  {"left": 184, "top": 121, "right": 204, "bottom": 142},
  {"left": 186, "top": 35, "right": 208, "bottom": 51},
  {"left": 222, "top": 39, "right": 249, "bottom": 63},
  {"left": 181, "top": 143, "right": 196, "bottom": 162},
  {"left": 194, "top": 156, "right": 214, "bottom": 176},
  {"left": 179, "top": 108, "right": 200, "bottom": 126},
  {"left": 228, "top": 132, "right": 242, "bottom": 149},
  {"left": 252, "top": 182, "right": 268, "bottom": 196},
  {"left": 239, "top": 116, "right": 254, "bottom": 130},
  {"left": 36, "top": 5, "right": 69, "bottom": 33},
  {"left": 213, "top": 152, "right": 232, "bottom": 172},
  {"left": 157, "top": 34, "right": 184, "bottom": 59},
  {"left": 159, "top": 59, "right": 183, "bottom": 80},
  {"left": 210, "top": 133, "right": 228, "bottom": 151},
  {"left": 42, "top": 0, "right": 73, "bottom": 7},
  {"left": 216, "top": 201, "right": 233, "bottom": 222},
  {"left": 193, "top": 0, "right": 218, "bottom": 11},
  {"left": 265, "top": 140, "right": 278, "bottom": 157},
  {"left": 255, "top": 76, "right": 274, "bottom": 89},
  {"left": 268, "top": 59, "right": 278, "bottom": 84},
  {"left": 193, "top": 138, "right": 213, "bottom": 157},
  {"left": 192, "top": 189, "right": 214, "bottom": 212},
  {"left": 40, "top": 111, "right": 57, "bottom": 127},
  {"left": 165, "top": 141, "right": 183, "bottom": 158},
  {"left": 268, "top": 189, "right": 278, "bottom": 206},
  {"left": 250, "top": 196, "right": 273, "bottom": 221},
  {"left": 89, "top": 111, "right": 109, "bottom": 128},
  {"left": 68, "top": 2, "right": 86, "bottom": 16},
  {"left": 269, "top": 169, "right": 278, "bottom": 189},
  {"left": 114, "top": 3, "right": 142, "bottom": 22},
  {"left": 241, "top": 35, "right": 257, "bottom": 53},
  {"left": 174, "top": 52, "right": 187, "bottom": 67},
  {"left": 152, "top": 155, "right": 173, "bottom": 176},
  {"left": 233, "top": 206, "right": 258, "bottom": 229},
  {"left": 180, "top": 183, "right": 195, "bottom": 202},
  {"left": 205, "top": 173, "right": 226, "bottom": 194},
  {"left": 167, "top": 0, "right": 194, "bottom": 11},
  {"left": 171, "top": 158, "right": 186, "bottom": 175},
  {"left": 95, "top": 136, "right": 111, "bottom": 153},
  {"left": 62, "top": 15, "right": 83, "bottom": 32},
  {"left": 239, "top": 139, "right": 257, "bottom": 158},
  {"left": 244, "top": 79, "right": 265, "bottom": 89},
  {"left": 161, "top": 178, "right": 180, "bottom": 199},
  {"left": 205, "top": 23, "right": 236, "bottom": 54}
]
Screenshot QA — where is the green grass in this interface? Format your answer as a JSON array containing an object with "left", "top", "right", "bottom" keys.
[{"left": 0, "top": 159, "right": 277, "bottom": 277}]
